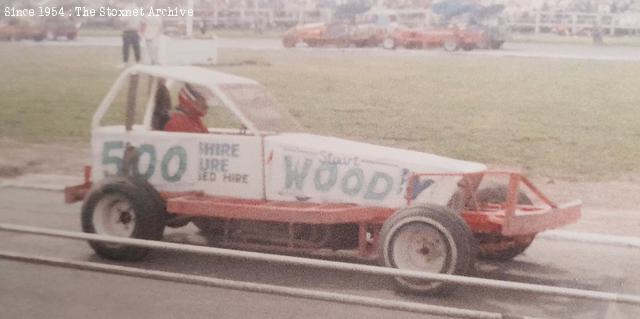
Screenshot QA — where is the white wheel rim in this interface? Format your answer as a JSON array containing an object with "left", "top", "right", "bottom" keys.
[
  {"left": 93, "top": 194, "right": 136, "bottom": 239},
  {"left": 383, "top": 38, "right": 394, "bottom": 49},
  {"left": 444, "top": 40, "right": 457, "bottom": 51},
  {"left": 384, "top": 215, "right": 458, "bottom": 291},
  {"left": 390, "top": 222, "right": 448, "bottom": 273}
]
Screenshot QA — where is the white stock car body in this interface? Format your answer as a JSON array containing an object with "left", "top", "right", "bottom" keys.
[
  {"left": 69, "top": 65, "right": 579, "bottom": 296},
  {"left": 90, "top": 65, "right": 486, "bottom": 209}
]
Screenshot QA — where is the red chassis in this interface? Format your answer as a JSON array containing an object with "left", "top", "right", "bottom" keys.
[{"left": 65, "top": 166, "right": 581, "bottom": 259}]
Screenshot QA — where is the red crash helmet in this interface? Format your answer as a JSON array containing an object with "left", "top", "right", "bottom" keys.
[{"left": 178, "top": 84, "right": 208, "bottom": 116}]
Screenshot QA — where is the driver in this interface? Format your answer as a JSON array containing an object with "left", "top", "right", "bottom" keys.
[{"left": 164, "top": 84, "right": 209, "bottom": 133}]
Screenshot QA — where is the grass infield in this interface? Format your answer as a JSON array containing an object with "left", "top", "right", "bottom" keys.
[{"left": 0, "top": 43, "right": 638, "bottom": 180}]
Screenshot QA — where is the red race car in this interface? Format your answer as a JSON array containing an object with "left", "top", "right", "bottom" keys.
[{"left": 383, "top": 24, "right": 505, "bottom": 51}]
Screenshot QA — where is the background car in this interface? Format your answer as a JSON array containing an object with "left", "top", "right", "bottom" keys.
[
  {"left": 0, "top": 18, "right": 46, "bottom": 41},
  {"left": 43, "top": 17, "right": 81, "bottom": 40},
  {"left": 383, "top": 24, "right": 503, "bottom": 51},
  {"left": 0, "top": 17, "right": 80, "bottom": 41},
  {"left": 282, "top": 9, "right": 398, "bottom": 48}
]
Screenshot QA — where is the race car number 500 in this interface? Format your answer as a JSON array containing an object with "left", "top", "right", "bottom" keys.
[{"left": 102, "top": 141, "right": 187, "bottom": 182}]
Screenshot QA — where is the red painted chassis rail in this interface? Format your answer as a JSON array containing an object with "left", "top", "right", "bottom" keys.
[
  {"left": 64, "top": 169, "right": 581, "bottom": 237},
  {"left": 167, "top": 195, "right": 393, "bottom": 225},
  {"left": 406, "top": 171, "right": 581, "bottom": 236}
]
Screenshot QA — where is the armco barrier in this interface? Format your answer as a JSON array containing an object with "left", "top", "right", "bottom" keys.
[{"left": 0, "top": 223, "right": 639, "bottom": 308}]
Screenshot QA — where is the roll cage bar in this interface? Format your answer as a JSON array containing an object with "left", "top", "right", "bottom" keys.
[{"left": 92, "top": 65, "right": 264, "bottom": 136}]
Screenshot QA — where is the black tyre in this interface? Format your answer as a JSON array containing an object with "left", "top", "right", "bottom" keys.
[
  {"left": 475, "top": 233, "right": 536, "bottom": 262},
  {"left": 490, "top": 40, "right": 504, "bottom": 49},
  {"left": 282, "top": 37, "right": 296, "bottom": 48},
  {"left": 192, "top": 217, "right": 225, "bottom": 234},
  {"left": 81, "top": 176, "right": 166, "bottom": 261},
  {"left": 378, "top": 205, "right": 476, "bottom": 296},
  {"left": 474, "top": 185, "right": 535, "bottom": 261},
  {"left": 353, "top": 39, "right": 368, "bottom": 48}
]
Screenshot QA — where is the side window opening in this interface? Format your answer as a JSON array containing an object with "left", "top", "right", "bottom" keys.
[
  {"left": 101, "top": 74, "right": 154, "bottom": 129},
  {"left": 164, "top": 81, "right": 244, "bottom": 132}
]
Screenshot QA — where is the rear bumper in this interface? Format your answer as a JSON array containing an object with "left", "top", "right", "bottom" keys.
[{"left": 64, "top": 182, "right": 91, "bottom": 203}]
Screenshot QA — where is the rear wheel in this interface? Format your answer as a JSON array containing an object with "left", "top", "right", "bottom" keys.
[
  {"left": 192, "top": 217, "right": 225, "bottom": 234},
  {"left": 282, "top": 37, "right": 296, "bottom": 48},
  {"left": 490, "top": 40, "right": 504, "bottom": 49},
  {"left": 473, "top": 185, "right": 535, "bottom": 261},
  {"left": 476, "top": 233, "right": 536, "bottom": 261},
  {"left": 379, "top": 205, "right": 475, "bottom": 296},
  {"left": 443, "top": 38, "right": 459, "bottom": 52},
  {"left": 81, "top": 177, "right": 166, "bottom": 261},
  {"left": 382, "top": 37, "right": 396, "bottom": 50}
]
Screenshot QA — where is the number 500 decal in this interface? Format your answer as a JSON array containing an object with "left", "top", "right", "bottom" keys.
[{"left": 102, "top": 141, "right": 187, "bottom": 182}]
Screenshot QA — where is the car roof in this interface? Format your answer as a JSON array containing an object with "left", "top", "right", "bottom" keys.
[{"left": 125, "top": 65, "right": 258, "bottom": 88}]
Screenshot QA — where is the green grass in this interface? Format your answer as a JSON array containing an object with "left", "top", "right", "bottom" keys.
[
  {"left": 0, "top": 44, "right": 123, "bottom": 143},
  {"left": 0, "top": 43, "right": 639, "bottom": 180}
]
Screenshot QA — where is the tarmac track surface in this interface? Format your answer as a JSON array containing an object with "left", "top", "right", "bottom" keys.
[{"left": 0, "top": 187, "right": 638, "bottom": 319}]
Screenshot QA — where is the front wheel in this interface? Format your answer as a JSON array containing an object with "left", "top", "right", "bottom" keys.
[
  {"left": 81, "top": 177, "right": 166, "bottom": 261},
  {"left": 282, "top": 36, "right": 296, "bottom": 48},
  {"left": 490, "top": 40, "right": 504, "bottom": 49},
  {"left": 443, "top": 38, "right": 459, "bottom": 52},
  {"left": 382, "top": 37, "right": 396, "bottom": 50},
  {"left": 378, "top": 205, "right": 475, "bottom": 296}
]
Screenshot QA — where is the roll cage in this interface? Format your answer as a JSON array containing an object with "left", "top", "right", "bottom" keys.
[{"left": 92, "top": 65, "right": 303, "bottom": 136}]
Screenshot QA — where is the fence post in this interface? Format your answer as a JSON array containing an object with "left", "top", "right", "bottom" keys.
[{"left": 610, "top": 15, "right": 616, "bottom": 35}]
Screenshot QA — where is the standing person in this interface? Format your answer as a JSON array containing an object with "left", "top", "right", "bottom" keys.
[
  {"left": 141, "top": 1, "right": 164, "bottom": 64},
  {"left": 592, "top": 21, "right": 604, "bottom": 45},
  {"left": 164, "top": 84, "right": 210, "bottom": 133},
  {"left": 120, "top": 4, "right": 143, "bottom": 67}
]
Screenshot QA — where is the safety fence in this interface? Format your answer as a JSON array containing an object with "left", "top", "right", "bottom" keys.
[
  {"left": 1, "top": 223, "right": 639, "bottom": 318},
  {"left": 506, "top": 11, "right": 640, "bottom": 35}
]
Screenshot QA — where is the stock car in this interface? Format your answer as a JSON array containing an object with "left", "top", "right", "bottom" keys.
[
  {"left": 0, "top": 18, "right": 46, "bottom": 41},
  {"left": 0, "top": 17, "right": 80, "bottom": 41},
  {"left": 65, "top": 65, "right": 581, "bottom": 295},
  {"left": 282, "top": 10, "right": 399, "bottom": 48},
  {"left": 382, "top": 24, "right": 506, "bottom": 51}
]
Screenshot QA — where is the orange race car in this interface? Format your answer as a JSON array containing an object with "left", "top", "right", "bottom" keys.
[{"left": 383, "top": 24, "right": 505, "bottom": 51}]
